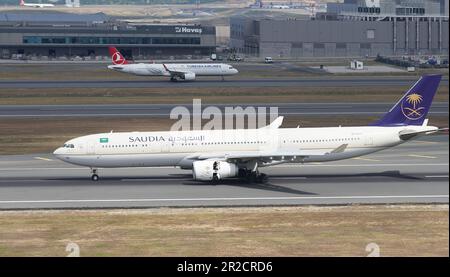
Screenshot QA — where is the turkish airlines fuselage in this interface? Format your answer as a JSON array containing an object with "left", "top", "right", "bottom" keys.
[
  {"left": 106, "top": 46, "right": 238, "bottom": 80},
  {"left": 108, "top": 63, "right": 239, "bottom": 77},
  {"left": 20, "top": 0, "right": 54, "bottom": 8}
]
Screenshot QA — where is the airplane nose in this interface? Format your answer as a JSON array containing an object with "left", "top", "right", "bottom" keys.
[{"left": 53, "top": 147, "right": 64, "bottom": 159}]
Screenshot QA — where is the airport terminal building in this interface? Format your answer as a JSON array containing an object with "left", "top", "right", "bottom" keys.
[
  {"left": 0, "top": 12, "right": 216, "bottom": 60},
  {"left": 231, "top": 0, "right": 449, "bottom": 58}
]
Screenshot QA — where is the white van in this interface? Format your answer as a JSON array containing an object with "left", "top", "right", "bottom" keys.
[{"left": 264, "top": 57, "right": 273, "bottom": 63}]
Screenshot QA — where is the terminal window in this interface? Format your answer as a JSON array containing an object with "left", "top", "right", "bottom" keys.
[
  {"left": 23, "top": 36, "right": 201, "bottom": 45},
  {"left": 358, "top": 7, "right": 381, "bottom": 14},
  {"left": 366, "top": 29, "right": 375, "bottom": 39}
]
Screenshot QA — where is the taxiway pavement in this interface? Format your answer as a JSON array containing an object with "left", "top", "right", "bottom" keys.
[
  {"left": 0, "top": 135, "right": 447, "bottom": 209},
  {"left": 1, "top": 77, "right": 448, "bottom": 89},
  {"left": 1, "top": 102, "right": 448, "bottom": 118}
]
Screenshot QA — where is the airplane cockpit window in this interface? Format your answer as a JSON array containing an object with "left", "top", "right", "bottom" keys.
[{"left": 63, "top": 144, "right": 75, "bottom": 148}]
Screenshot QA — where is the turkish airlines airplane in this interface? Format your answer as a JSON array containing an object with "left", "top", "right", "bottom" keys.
[
  {"left": 19, "top": 0, "right": 54, "bottom": 8},
  {"left": 53, "top": 75, "right": 445, "bottom": 182},
  {"left": 107, "top": 47, "right": 239, "bottom": 81}
]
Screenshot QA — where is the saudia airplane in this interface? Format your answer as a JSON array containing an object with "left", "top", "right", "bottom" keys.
[
  {"left": 107, "top": 47, "right": 239, "bottom": 81},
  {"left": 54, "top": 75, "right": 445, "bottom": 182}
]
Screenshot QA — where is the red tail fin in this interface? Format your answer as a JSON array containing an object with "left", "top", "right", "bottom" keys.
[{"left": 108, "top": 46, "right": 128, "bottom": 65}]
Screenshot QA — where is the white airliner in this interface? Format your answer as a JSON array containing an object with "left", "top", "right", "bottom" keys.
[
  {"left": 272, "top": 5, "right": 291, "bottom": 9},
  {"left": 19, "top": 0, "right": 54, "bottom": 8},
  {"left": 107, "top": 47, "right": 239, "bottom": 81},
  {"left": 54, "top": 75, "right": 445, "bottom": 182}
]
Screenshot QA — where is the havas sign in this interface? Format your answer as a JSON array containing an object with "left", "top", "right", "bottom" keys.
[{"left": 175, "top": 26, "right": 203, "bottom": 34}]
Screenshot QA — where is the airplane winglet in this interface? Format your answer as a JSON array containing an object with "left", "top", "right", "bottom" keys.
[{"left": 260, "top": 116, "right": 284, "bottom": 129}]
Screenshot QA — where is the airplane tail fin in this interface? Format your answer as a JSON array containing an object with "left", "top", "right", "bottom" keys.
[
  {"left": 19, "top": 0, "right": 25, "bottom": 6},
  {"left": 371, "top": 75, "right": 442, "bottom": 126},
  {"left": 108, "top": 46, "right": 128, "bottom": 65}
]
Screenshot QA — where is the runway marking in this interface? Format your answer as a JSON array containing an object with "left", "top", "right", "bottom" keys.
[
  {"left": 413, "top": 140, "right": 440, "bottom": 145},
  {"left": 352, "top": 157, "right": 381, "bottom": 162},
  {"left": 33, "top": 157, "right": 53, "bottom": 162},
  {"left": 0, "top": 180, "right": 45, "bottom": 183},
  {"left": 121, "top": 178, "right": 187, "bottom": 182},
  {"left": 0, "top": 195, "right": 448, "bottom": 204},
  {"left": 263, "top": 176, "right": 308, "bottom": 180},
  {"left": 408, "top": 154, "right": 437, "bottom": 159},
  {"left": 0, "top": 168, "right": 85, "bottom": 171}
]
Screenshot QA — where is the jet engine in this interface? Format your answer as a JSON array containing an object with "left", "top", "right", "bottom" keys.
[
  {"left": 192, "top": 160, "right": 238, "bottom": 181},
  {"left": 182, "top": 72, "right": 196, "bottom": 80}
]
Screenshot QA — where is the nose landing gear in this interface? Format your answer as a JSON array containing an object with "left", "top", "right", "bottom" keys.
[{"left": 90, "top": 168, "right": 99, "bottom": 181}]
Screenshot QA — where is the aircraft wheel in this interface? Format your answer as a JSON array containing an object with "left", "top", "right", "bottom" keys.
[
  {"left": 91, "top": 174, "right": 99, "bottom": 181},
  {"left": 238, "top": 168, "right": 248, "bottom": 178},
  {"left": 212, "top": 174, "right": 220, "bottom": 183},
  {"left": 255, "top": 173, "right": 268, "bottom": 184},
  {"left": 257, "top": 173, "right": 269, "bottom": 184},
  {"left": 246, "top": 173, "right": 256, "bottom": 183}
]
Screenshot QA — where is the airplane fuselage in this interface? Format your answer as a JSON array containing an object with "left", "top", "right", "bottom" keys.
[
  {"left": 52, "top": 74, "right": 444, "bottom": 182},
  {"left": 53, "top": 125, "right": 435, "bottom": 169},
  {"left": 107, "top": 63, "right": 238, "bottom": 77},
  {"left": 22, "top": 3, "right": 54, "bottom": 7}
]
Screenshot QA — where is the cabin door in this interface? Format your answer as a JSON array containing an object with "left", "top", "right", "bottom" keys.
[
  {"left": 86, "top": 141, "right": 96, "bottom": 155},
  {"left": 160, "top": 140, "right": 171, "bottom": 153},
  {"left": 364, "top": 135, "right": 374, "bottom": 146}
]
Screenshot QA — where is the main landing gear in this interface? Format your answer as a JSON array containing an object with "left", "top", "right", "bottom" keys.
[
  {"left": 91, "top": 168, "right": 99, "bottom": 181},
  {"left": 238, "top": 169, "right": 269, "bottom": 184}
]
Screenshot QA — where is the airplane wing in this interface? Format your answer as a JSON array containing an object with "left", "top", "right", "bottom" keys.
[
  {"left": 186, "top": 144, "right": 348, "bottom": 164},
  {"left": 162, "top": 64, "right": 194, "bottom": 79}
]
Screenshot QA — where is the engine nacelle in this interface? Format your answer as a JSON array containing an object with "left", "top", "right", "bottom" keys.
[
  {"left": 182, "top": 72, "right": 196, "bottom": 80},
  {"left": 192, "top": 160, "right": 238, "bottom": 181}
]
